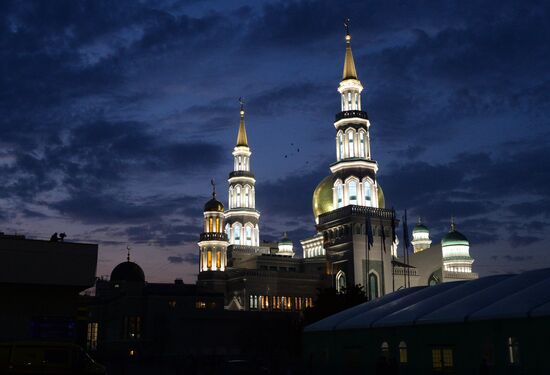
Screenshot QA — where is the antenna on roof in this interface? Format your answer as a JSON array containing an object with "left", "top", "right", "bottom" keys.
[{"left": 126, "top": 245, "right": 131, "bottom": 262}]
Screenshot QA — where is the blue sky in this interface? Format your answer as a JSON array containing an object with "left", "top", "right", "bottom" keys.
[{"left": 1, "top": 0, "right": 549, "bottom": 282}]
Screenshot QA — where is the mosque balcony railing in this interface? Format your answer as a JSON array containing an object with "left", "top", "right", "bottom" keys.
[
  {"left": 392, "top": 268, "right": 419, "bottom": 277},
  {"left": 443, "top": 270, "right": 478, "bottom": 280},
  {"left": 228, "top": 244, "right": 270, "bottom": 255},
  {"left": 229, "top": 171, "right": 255, "bottom": 179},
  {"left": 199, "top": 232, "right": 228, "bottom": 242},
  {"left": 335, "top": 110, "right": 368, "bottom": 122},
  {"left": 318, "top": 205, "right": 395, "bottom": 225}
]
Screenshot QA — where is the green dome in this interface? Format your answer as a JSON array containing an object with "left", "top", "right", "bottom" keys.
[
  {"left": 442, "top": 230, "right": 469, "bottom": 247},
  {"left": 204, "top": 196, "right": 224, "bottom": 212},
  {"left": 413, "top": 223, "right": 429, "bottom": 234}
]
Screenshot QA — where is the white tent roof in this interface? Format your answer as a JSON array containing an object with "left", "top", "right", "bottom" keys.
[{"left": 304, "top": 268, "right": 550, "bottom": 333}]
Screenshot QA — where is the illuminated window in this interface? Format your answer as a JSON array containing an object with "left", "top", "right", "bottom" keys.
[
  {"left": 359, "top": 132, "right": 365, "bottom": 157},
  {"left": 215, "top": 217, "right": 220, "bottom": 232},
  {"left": 348, "top": 131, "right": 354, "bottom": 157},
  {"left": 399, "top": 341, "right": 408, "bottom": 363},
  {"left": 347, "top": 92, "right": 352, "bottom": 108},
  {"left": 238, "top": 156, "right": 242, "bottom": 170},
  {"left": 168, "top": 300, "right": 176, "bottom": 308},
  {"left": 348, "top": 181, "right": 357, "bottom": 205},
  {"left": 249, "top": 295, "right": 258, "bottom": 310},
  {"left": 207, "top": 250, "right": 212, "bottom": 268},
  {"left": 216, "top": 250, "right": 221, "bottom": 269},
  {"left": 432, "top": 347, "right": 453, "bottom": 370},
  {"left": 338, "top": 133, "right": 344, "bottom": 159},
  {"left": 507, "top": 337, "right": 520, "bottom": 365},
  {"left": 355, "top": 93, "right": 359, "bottom": 109},
  {"left": 245, "top": 226, "right": 252, "bottom": 246},
  {"left": 364, "top": 182, "right": 372, "bottom": 207},
  {"left": 236, "top": 186, "right": 241, "bottom": 206},
  {"left": 208, "top": 217, "right": 213, "bottom": 232},
  {"left": 86, "top": 322, "right": 98, "bottom": 351},
  {"left": 225, "top": 224, "right": 230, "bottom": 240},
  {"left": 234, "top": 224, "right": 241, "bottom": 245},
  {"left": 381, "top": 342, "right": 389, "bottom": 358},
  {"left": 196, "top": 301, "right": 206, "bottom": 309},
  {"left": 245, "top": 186, "right": 250, "bottom": 207},
  {"left": 123, "top": 316, "right": 141, "bottom": 339},
  {"left": 336, "top": 184, "right": 343, "bottom": 208},
  {"left": 336, "top": 270, "right": 346, "bottom": 292}
]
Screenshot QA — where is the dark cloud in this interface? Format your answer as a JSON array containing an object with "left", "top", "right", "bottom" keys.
[{"left": 508, "top": 234, "right": 543, "bottom": 248}]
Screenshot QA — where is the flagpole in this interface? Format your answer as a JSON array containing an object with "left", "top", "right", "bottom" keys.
[
  {"left": 365, "top": 215, "right": 370, "bottom": 300},
  {"left": 380, "top": 218, "right": 386, "bottom": 296}
]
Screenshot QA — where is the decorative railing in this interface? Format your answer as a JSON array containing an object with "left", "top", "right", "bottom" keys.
[
  {"left": 229, "top": 245, "right": 269, "bottom": 255},
  {"left": 318, "top": 205, "right": 395, "bottom": 225},
  {"left": 227, "top": 268, "right": 325, "bottom": 280},
  {"left": 392, "top": 268, "right": 419, "bottom": 276},
  {"left": 229, "top": 171, "right": 255, "bottom": 179},
  {"left": 443, "top": 271, "right": 478, "bottom": 279},
  {"left": 335, "top": 110, "right": 368, "bottom": 122},
  {"left": 199, "top": 232, "right": 228, "bottom": 242}
]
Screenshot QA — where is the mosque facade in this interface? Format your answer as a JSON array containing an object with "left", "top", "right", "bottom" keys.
[{"left": 195, "top": 27, "right": 477, "bottom": 310}]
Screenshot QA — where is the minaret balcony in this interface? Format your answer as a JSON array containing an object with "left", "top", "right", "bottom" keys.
[
  {"left": 199, "top": 232, "right": 228, "bottom": 242},
  {"left": 335, "top": 110, "right": 368, "bottom": 122},
  {"left": 229, "top": 170, "right": 255, "bottom": 179}
]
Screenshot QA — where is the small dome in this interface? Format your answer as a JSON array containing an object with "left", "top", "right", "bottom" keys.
[
  {"left": 204, "top": 196, "right": 224, "bottom": 212},
  {"left": 413, "top": 223, "right": 429, "bottom": 234},
  {"left": 312, "top": 174, "right": 385, "bottom": 219},
  {"left": 279, "top": 233, "right": 292, "bottom": 245},
  {"left": 111, "top": 261, "right": 145, "bottom": 283},
  {"left": 442, "top": 229, "right": 469, "bottom": 247}
]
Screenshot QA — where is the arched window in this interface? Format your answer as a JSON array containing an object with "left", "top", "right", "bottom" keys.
[
  {"left": 348, "top": 180, "right": 357, "bottom": 205},
  {"left": 364, "top": 182, "right": 372, "bottom": 207},
  {"left": 381, "top": 342, "right": 389, "bottom": 358},
  {"left": 236, "top": 185, "right": 241, "bottom": 207},
  {"left": 399, "top": 341, "right": 408, "bottom": 363},
  {"left": 335, "top": 184, "right": 343, "bottom": 208},
  {"left": 359, "top": 132, "right": 365, "bottom": 157},
  {"left": 216, "top": 250, "right": 221, "bottom": 269},
  {"left": 336, "top": 270, "right": 346, "bottom": 293},
  {"left": 369, "top": 273, "right": 379, "bottom": 299},
  {"left": 225, "top": 224, "right": 230, "bottom": 239},
  {"left": 338, "top": 133, "right": 344, "bottom": 159},
  {"left": 208, "top": 217, "right": 213, "bottom": 232},
  {"left": 207, "top": 250, "right": 212, "bottom": 269},
  {"left": 347, "top": 92, "right": 352, "bottom": 109},
  {"left": 355, "top": 93, "right": 359, "bottom": 109},
  {"left": 245, "top": 226, "right": 252, "bottom": 246},
  {"left": 234, "top": 224, "right": 241, "bottom": 245},
  {"left": 348, "top": 131, "right": 354, "bottom": 157},
  {"left": 244, "top": 186, "right": 250, "bottom": 207},
  {"left": 238, "top": 156, "right": 242, "bottom": 170},
  {"left": 215, "top": 217, "right": 220, "bottom": 232}
]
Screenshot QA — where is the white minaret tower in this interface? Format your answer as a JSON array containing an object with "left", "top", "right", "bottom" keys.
[
  {"left": 198, "top": 182, "right": 228, "bottom": 272},
  {"left": 411, "top": 218, "right": 432, "bottom": 253},
  {"left": 330, "top": 20, "right": 379, "bottom": 210},
  {"left": 224, "top": 99, "right": 261, "bottom": 247}
]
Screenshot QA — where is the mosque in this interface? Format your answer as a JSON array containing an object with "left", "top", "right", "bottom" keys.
[{"left": 195, "top": 26, "right": 478, "bottom": 310}]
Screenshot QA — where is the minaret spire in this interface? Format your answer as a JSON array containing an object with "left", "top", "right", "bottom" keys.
[
  {"left": 236, "top": 97, "right": 248, "bottom": 147},
  {"left": 342, "top": 18, "right": 358, "bottom": 81},
  {"left": 126, "top": 245, "right": 131, "bottom": 262}
]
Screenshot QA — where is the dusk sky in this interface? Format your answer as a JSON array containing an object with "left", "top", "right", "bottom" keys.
[{"left": 1, "top": 0, "right": 549, "bottom": 283}]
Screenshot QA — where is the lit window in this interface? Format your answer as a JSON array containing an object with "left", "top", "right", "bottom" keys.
[
  {"left": 347, "top": 92, "right": 352, "bottom": 108},
  {"left": 399, "top": 341, "right": 408, "bottom": 363},
  {"left": 507, "top": 337, "right": 520, "bottom": 365},
  {"left": 336, "top": 184, "right": 343, "bottom": 208},
  {"left": 245, "top": 186, "right": 250, "bottom": 207},
  {"left": 234, "top": 225, "right": 241, "bottom": 245},
  {"left": 238, "top": 156, "right": 242, "bottom": 170},
  {"left": 196, "top": 301, "right": 206, "bottom": 309},
  {"left": 348, "top": 132, "right": 354, "bottom": 157},
  {"left": 336, "top": 270, "right": 346, "bottom": 293},
  {"left": 86, "top": 322, "right": 98, "bottom": 351},
  {"left": 215, "top": 217, "right": 220, "bottom": 232},
  {"left": 245, "top": 226, "right": 252, "bottom": 246},
  {"left": 225, "top": 224, "right": 230, "bottom": 239},
  {"left": 359, "top": 132, "right": 365, "bottom": 157},
  {"left": 207, "top": 250, "right": 212, "bottom": 268},
  {"left": 208, "top": 217, "right": 213, "bottom": 232},
  {"left": 216, "top": 250, "right": 221, "bottom": 269},
  {"left": 338, "top": 133, "right": 344, "bottom": 159},
  {"left": 364, "top": 182, "right": 372, "bottom": 207},
  {"left": 168, "top": 300, "right": 176, "bottom": 308},
  {"left": 236, "top": 186, "right": 241, "bottom": 206},
  {"left": 381, "top": 342, "right": 389, "bottom": 358},
  {"left": 348, "top": 181, "right": 357, "bottom": 205},
  {"left": 432, "top": 347, "right": 454, "bottom": 370}
]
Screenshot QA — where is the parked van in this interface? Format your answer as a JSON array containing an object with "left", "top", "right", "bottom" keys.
[{"left": 0, "top": 341, "right": 105, "bottom": 375}]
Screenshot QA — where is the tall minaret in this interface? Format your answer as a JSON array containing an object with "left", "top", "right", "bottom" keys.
[
  {"left": 198, "top": 182, "right": 228, "bottom": 272},
  {"left": 224, "top": 99, "right": 260, "bottom": 246},
  {"left": 330, "top": 20, "right": 379, "bottom": 209}
]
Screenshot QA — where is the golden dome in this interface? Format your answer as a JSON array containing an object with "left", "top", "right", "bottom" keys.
[
  {"left": 312, "top": 175, "right": 335, "bottom": 219},
  {"left": 312, "top": 175, "right": 386, "bottom": 219}
]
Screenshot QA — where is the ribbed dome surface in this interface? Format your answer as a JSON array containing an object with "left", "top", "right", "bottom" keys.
[
  {"left": 204, "top": 197, "right": 224, "bottom": 212},
  {"left": 442, "top": 230, "right": 469, "bottom": 247}
]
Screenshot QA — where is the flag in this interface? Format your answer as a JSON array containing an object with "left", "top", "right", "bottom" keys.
[
  {"left": 402, "top": 209, "right": 410, "bottom": 250},
  {"left": 366, "top": 216, "right": 374, "bottom": 250},
  {"left": 391, "top": 208, "right": 397, "bottom": 243},
  {"left": 380, "top": 218, "right": 386, "bottom": 253}
]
